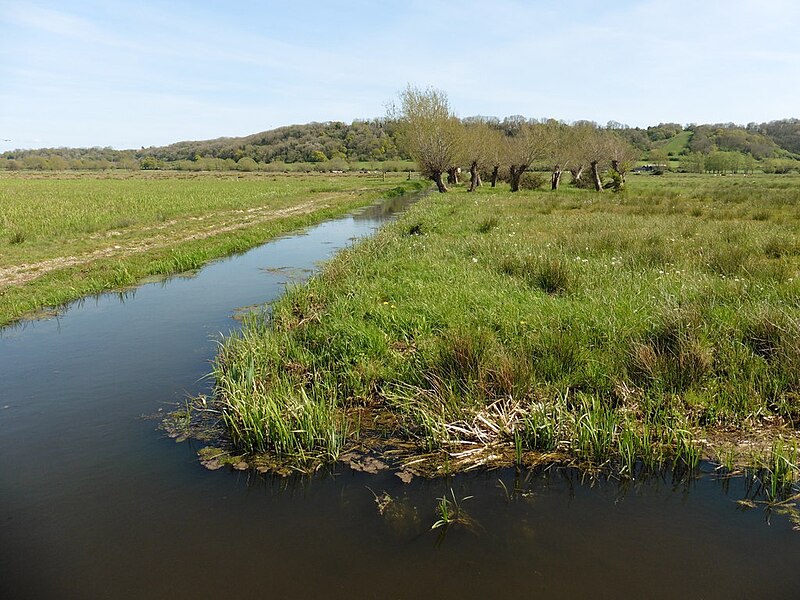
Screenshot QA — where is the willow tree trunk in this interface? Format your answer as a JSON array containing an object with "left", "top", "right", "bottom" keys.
[
  {"left": 468, "top": 161, "right": 480, "bottom": 192},
  {"left": 570, "top": 166, "right": 584, "bottom": 185},
  {"left": 590, "top": 160, "right": 603, "bottom": 191},
  {"left": 432, "top": 170, "right": 448, "bottom": 193},
  {"left": 490, "top": 165, "right": 499, "bottom": 187},
  {"left": 509, "top": 165, "right": 526, "bottom": 192},
  {"left": 611, "top": 159, "right": 626, "bottom": 183},
  {"left": 551, "top": 168, "right": 563, "bottom": 190},
  {"left": 446, "top": 167, "right": 460, "bottom": 185}
]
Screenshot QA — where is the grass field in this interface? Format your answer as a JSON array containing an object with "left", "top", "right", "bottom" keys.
[
  {"left": 210, "top": 172, "right": 800, "bottom": 493},
  {"left": 657, "top": 130, "right": 693, "bottom": 156},
  {"left": 0, "top": 171, "right": 425, "bottom": 326}
]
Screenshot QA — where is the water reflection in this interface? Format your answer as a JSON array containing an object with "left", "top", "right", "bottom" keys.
[{"left": 353, "top": 191, "right": 422, "bottom": 221}]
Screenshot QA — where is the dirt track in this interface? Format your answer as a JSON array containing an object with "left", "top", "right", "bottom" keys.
[{"left": 0, "top": 201, "right": 318, "bottom": 288}]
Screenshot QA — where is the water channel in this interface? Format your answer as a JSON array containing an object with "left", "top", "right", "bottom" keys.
[{"left": 1, "top": 194, "right": 798, "bottom": 599}]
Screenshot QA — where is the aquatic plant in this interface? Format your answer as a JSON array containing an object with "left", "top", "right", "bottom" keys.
[
  {"left": 758, "top": 438, "right": 799, "bottom": 503},
  {"left": 431, "top": 489, "right": 474, "bottom": 530}
]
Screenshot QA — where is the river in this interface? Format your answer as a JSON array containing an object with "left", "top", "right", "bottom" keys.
[{"left": 1, "top": 193, "right": 798, "bottom": 599}]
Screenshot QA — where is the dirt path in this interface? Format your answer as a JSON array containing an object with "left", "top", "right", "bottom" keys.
[{"left": 0, "top": 200, "right": 319, "bottom": 288}]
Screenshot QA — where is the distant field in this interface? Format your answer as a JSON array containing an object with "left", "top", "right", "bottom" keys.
[
  {"left": 0, "top": 171, "right": 425, "bottom": 326},
  {"left": 657, "top": 130, "right": 693, "bottom": 155}
]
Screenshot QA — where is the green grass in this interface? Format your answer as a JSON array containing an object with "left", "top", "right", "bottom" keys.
[
  {"left": 210, "top": 173, "right": 800, "bottom": 488},
  {"left": 0, "top": 171, "right": 425, "bottom": 326},
  {"left": 657, "top": 130, "right": 693, "bottom": 156}
]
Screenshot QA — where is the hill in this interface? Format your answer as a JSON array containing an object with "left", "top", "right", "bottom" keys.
[
  {"left": 2, "top": 117, "right": 799, "bottom": 172},
  {"left": 140, "top": 119, "right": 406, "bottom": 164}
]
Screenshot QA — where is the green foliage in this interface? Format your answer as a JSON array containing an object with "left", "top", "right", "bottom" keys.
[
  {"left": 431, "top": 489, "right": 474, "bottom": 531},
  {"left": 477, "top": 216, "right": 498, "bottom": 234},
  {"left": 142, "top": 119, "right": 405, "bottom": 165},
  {"left": 236, "top": 157, "right": 258, "bottom": 171},
  {"left": 519, "top": 172, "right": 546, "bottom": 190},
  {"left": 750, "top": 438, "right": 800, "bottom": 502},
  {"left": 607, "top": 169, "right": 624, "bottom": 192},
  {"left": 705, "top": 150, "right": 744, "bottom": 174},
  {"left": 140, "top": 156, "right": 161, "bottom": 170},
  {"left": 688, "top": 123, "right": 780, "bottom": 159},
  {"left": 627, "top": 309, "right": 711, "bottom": 393},
  {"left": 679, "top": 153, "right": 706, "bottom": 173},
  {"left": 0, "top": 120, "right": 409, "bottom": 171},
  {"left": 762, "top": 158, "right": 800, "bottom": 174},
  {"left": 759, "top": 118, "right": 800, "bottom": 154},
  {"left": 5, "top": 117, "right": 798, "bottom": 177},
  {"left": 646, "top": 123, "right": 683, "bottom": 142},
  {"left": 8, "top": 231, "right": 26, "bottom": 244},
  {"left": 498, "top": 255, "right": 571, "bottom": 294}
]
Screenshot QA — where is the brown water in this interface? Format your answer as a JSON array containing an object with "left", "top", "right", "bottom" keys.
[{"left": 1, "top": 194, "right": 798, "bottom": 599}]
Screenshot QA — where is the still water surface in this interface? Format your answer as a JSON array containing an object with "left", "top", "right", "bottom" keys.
[{"left": 1, "top": 195, "right": 798, "bottom": 599}]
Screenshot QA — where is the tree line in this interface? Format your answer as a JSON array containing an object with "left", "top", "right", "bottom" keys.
[
  {"left": 2, "top": 99, "right": 799, "bottom": 173},
  {"left": 392, "top": 86, "right": 640, "bottom": 193},
  {"left": 140, "top": 119, "right": 403, "bottom": 163},
  {"left": 392, "top": 87, "right": 800, "bottom": 191},
  {"left": 0, "top": 120, "right": 407, "bottom": 172}
]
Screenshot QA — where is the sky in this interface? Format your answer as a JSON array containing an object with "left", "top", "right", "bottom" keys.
[{"left": 1, "top": 0, "right": 799, "bottom": 151}]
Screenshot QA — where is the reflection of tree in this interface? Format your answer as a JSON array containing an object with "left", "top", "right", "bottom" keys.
[{"left": 352, "top": 192, "right": 422, "bottom": 222}]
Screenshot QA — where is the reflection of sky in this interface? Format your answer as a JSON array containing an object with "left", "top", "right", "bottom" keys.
[
  {"left": 0, "top": 201, "right": 399, "bottom": 598},
  {"left": 2, "top": 0, "right": 799, "bottom": 152},
  {"left": 0, "top": 194, "right": 410, "bottom": 436}
]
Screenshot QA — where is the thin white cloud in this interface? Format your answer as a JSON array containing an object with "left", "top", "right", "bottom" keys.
[
  {"left": 1, "top": 3, "right": 141, "bottom": 49},
  {"left": 1, "top": 0, "right": 798, "bottom": 150}
]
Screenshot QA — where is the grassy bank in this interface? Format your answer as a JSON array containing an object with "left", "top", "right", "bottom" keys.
[
  {"left": 0, "top": 171, "right": 425, "bottom": 326},
  {"left": 211, "top": 173, "right": 800, "bottom": 492}
]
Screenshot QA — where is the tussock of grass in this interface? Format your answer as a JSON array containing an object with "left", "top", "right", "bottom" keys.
[
  {"left": 477, "top": 216, "right": 498, "bottom": 234},
  {"left": 212, "top": 175, "right": 800, "bottom": 489},
  {"left": 8, "top": 231, "right": 26, "bottom": 245},
  {"left": 627, "top": 308, "right": 712, "bottom": 393},
  {"left": 764, "top": 235, "right": 799, "bottom": 259},
  {"left": 498, "top": 255, "right": 572, "bottom": 294}
]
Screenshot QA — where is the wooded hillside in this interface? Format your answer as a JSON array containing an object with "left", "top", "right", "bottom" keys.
[{"left": 2, "top": 117, "right": 799, "bottom": 172}]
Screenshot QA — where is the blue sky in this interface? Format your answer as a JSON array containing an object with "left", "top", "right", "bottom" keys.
[{"left": 1, "top": 0, "right": 798, "bottom": 151}]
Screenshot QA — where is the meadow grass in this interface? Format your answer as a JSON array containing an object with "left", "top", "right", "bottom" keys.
[
  {"left": 656, "top": 130, "right": 693, "bottom": 155},
  {"left": 211, "top": 173, "right": 800, "bottom": 488},
  {"left": 0, "top": 171, "right": 424, "bottom": 326}
]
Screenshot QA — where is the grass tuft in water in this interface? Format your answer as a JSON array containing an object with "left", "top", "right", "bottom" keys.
[{"left": 431, "top": 489, "right": 475, "bottom": 530}]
